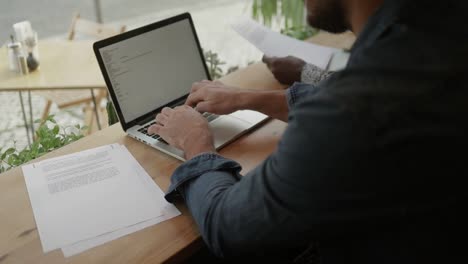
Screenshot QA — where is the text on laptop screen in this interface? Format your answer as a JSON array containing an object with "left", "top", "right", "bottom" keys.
[{"left": 99, "top": 19, "right": 208, "bottom": 123}]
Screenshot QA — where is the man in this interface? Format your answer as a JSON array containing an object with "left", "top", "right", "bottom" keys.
[{"left": 148, "top": 0, "right": 468, "bottom": 262}]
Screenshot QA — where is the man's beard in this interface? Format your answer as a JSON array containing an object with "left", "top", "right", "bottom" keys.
[{"left": 306, "top": 0, "right": 349, "bottom": 33}]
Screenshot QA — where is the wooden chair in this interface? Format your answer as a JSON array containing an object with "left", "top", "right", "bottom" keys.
[
  {"left": 67, "top": 13, "right": 126, "bottom": 40},
  {"left": 37, "top": 13, "right": 126, "bottom": 134}
]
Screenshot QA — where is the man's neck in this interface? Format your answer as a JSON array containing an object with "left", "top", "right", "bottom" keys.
[{"left": 347, "top": 0, "right": 385, "bottom": 35}]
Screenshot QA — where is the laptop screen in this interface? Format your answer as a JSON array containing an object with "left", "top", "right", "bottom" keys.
[{"left": 98, "top": 18, "right": 208, "bottom": 123}]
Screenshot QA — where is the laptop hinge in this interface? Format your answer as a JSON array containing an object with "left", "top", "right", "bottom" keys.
[
  {"left": 169, "top": 98, "right": 185, "bottom": 108},
  {"left": 138, "top": 114, "right": 155, "bottom": 125}
]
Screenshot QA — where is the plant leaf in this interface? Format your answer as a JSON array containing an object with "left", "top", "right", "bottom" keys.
[
  {"left": 46, "top": 115, "right": 56, "bottom": 123},
  {"left": 53, "top": 125, "right": 60, "bottom": 135},
  {"left": 5, "top": 148, "right": 15, "bottom": 155},
  {"left": 2, "top": 148, "right": 16, "bottom": 160}
]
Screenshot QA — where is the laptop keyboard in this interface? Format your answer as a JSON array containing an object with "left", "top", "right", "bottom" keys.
[
  {"left": 137, "top": 121, "right": 168, "bottom": 142},
  {"left": 137, "top": 112, "right": 218, "bottom": 143}
]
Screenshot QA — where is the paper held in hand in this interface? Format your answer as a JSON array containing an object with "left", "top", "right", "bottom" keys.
[
  {"left": 231, "top": 18, "right": 339, "bottom": 70},
  {"left": 22, "top": 143, "right": 180, "bottom": 257}
]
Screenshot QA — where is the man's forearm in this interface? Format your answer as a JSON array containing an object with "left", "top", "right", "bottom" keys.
[{"left": 237, "top": 90, "right": 288, "bottom": 122}]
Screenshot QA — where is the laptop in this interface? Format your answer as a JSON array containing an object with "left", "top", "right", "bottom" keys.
[{"left": 93, "top": 13, "right": 267, "bottom": 161}]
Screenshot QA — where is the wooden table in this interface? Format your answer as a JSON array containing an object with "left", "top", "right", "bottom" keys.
[
  {"left": 0, "top": 123, "right": 287, "bottom": 264},
  {"left": 0, "top": 40, "right": 106, "bottom": 144},
  {"left": 0, "top": 40, "right": 105, "bottom": 91},
  {"left": 0, "top": 31, "right": 356, "bottom": 263},
  {"left": 0, "top": 63, "right": 287, "bottom": 264}
]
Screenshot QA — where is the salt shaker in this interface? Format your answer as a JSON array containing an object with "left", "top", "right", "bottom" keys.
[{"left": 7, "top": 35, "right": 22, "bottom": 72}]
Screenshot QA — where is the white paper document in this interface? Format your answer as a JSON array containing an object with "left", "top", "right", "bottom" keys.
[
  {"left": 232, "top": 18, "right": 339, "bottom": 69},
  {"left": 328, "top": 50, "right": 350, "bottom": 71},
  {"left": 61, "top": 146, "right": 180, "bottom": 257},
  {"left": 22, "top": 144, "right": 180, "bottom": 256}
]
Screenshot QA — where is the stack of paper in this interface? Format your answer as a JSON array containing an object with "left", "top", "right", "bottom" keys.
[
  {"left": 231, "top": 18, "right": 339, "bottom": 69},
  {"left": 22, "top": 144, "right": 180, "bottom": 257}
]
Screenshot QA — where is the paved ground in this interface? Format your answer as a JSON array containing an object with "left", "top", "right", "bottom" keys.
[{"left": 0, "top": 0, "right": 262, "bottom": 151}]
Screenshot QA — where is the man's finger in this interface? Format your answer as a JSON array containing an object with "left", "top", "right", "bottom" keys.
[
  {"left": 195, "top": 101, "right": 211, "bottom": 113},
  {"left": 185, "top": 90, "right": 205, "bottom": 108},
  {"left": 147, "top": 124, "right": 162, "bottom": 135},
  {"left": 191, "top": 82, "right": 202, "bottom": 93},
  {"left": 174, "top": 105, "right": 191, "bottom": 111},
  {"left": 161, "top": 107, "right": 173, "bottom": 116},
  {"left": 154, "top": 126, "right": 171, "bottom": 145},
  {"left": 191, "top": 80, "right": 211, "bottom": 93},
  {"left": 155, "top": 113, "right": 167, "bottom": 125}
]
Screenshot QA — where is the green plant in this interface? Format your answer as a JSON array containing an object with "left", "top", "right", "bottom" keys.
[
  {"left": 252, "top": 0, "right": 305, "bottom": 28},
  {"left": 106, "top": 101, "right": 119, "bottom": 126},
  {"left": 0, "top": 115, "right": 87, "bottom": 173},
  {"left": 204, "top": 50, "right": 226, "bottom": 79},
  {"left": 281, "top": 25, "right": 318, "bottom": 41},
  {"left": 252, "top": 0, "right": 317, "bottom": 40}
]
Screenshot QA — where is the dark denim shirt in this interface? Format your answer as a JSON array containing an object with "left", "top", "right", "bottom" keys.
[{"left": 165, "top": 0, "right": 468, "bottom": 263}]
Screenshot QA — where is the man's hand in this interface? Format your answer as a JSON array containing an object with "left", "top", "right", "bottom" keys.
[
  {"left": 262, "top": 55, "right": 306, "bottom": 85},
  {"left": 186, "top": 80, "right": 243, "bottom": 115},
  {"left": 187, "top": 80, "right": 289, "bottom": 122},
  {"left": 148, "top": 105, "right": 215, "bottom": 160}
]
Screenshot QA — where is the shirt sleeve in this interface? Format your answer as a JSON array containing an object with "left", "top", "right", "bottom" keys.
[
  {"left": 300, "top": 63, "right": 333, "bottom": 84},
  {"left": 286, "top": 82, "right": 320, "bottom": 110},
  {"left": 164, "top": 87, "right": 374, "bottom": 258}
]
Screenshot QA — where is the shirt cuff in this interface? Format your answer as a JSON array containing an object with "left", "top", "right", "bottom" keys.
[
  {"left": 286, "top": 82, "right": 320, "bottom": 110},
  {"left": 300, "top": 63, "right": 333, "bottom": 85},
  {"left": 165, "top": 153, "right": 242, "bottom": 203}
]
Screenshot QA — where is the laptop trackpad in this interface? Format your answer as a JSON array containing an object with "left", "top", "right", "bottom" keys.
[{"left": 210, "top": 116, "right": 250, "bottom": 149}]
